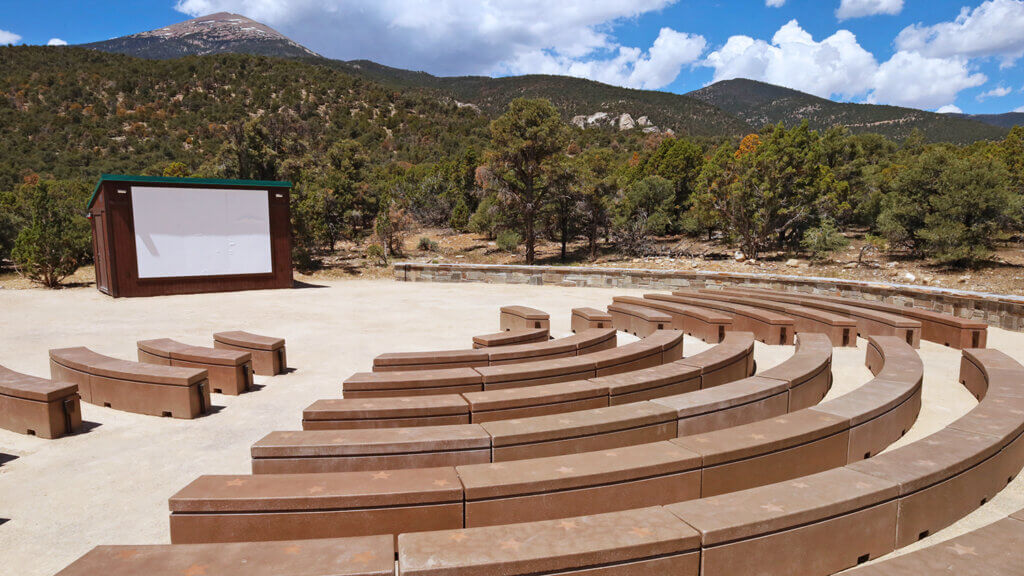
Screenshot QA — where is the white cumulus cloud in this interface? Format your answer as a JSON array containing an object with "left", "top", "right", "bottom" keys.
[
  {"left": 705, "top": 20, "right": 988, "bottom": 110},
  {"left": 1015, "top": 105, "right": 1024, "bottom": 112},
  {"left": 0, "top": 29, "right": 21, "bottom": 45},
  {"left": 766, "top": 0, "right": 786, "bottom": 7},
  {"left": 935, "top": 104, "right": 963, "bottom": 113},
  {"left": 174, "top": 0, "right": 697, "bottom": 87},
  {"left": 47, "top": 38, "right": 68, "bottom": 46},
  {"left": 836, "top": 0, "right": 903, "bottom": 20},
  {"left": 978, "top": 85, "right": 1012, "bottom": 100},
  {"left": 895, "top": 0, "right": 1024, "bottom": 67},
  {"left": 704, "top": 20, "right": 877, "bottom": 100},
  {"left": 869, "top": 51, "right": 986, "bottom": 109}
]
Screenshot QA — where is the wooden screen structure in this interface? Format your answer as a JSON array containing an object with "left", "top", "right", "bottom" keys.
[{"left": 87, "top": 175, "right": 293, "bottom": 298}]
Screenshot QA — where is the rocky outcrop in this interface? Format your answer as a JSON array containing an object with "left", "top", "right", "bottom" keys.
[
  {"left": 618, "top": 114, "right": 635, "bottom": 131},
  {"left": 569, "top": 111, "right": 665, "bottom": 133}
]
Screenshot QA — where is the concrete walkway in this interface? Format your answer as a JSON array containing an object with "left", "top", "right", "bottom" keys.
[{"left": 0, "top": 279, "right": 1020, "bottom": 576}]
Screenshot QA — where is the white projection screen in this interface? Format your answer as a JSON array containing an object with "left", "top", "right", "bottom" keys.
[{"left": 131, "top": 186, "right": 273, "bottom": 279}]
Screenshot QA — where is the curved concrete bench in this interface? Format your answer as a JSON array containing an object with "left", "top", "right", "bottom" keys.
[
  {"left": 613, "top": 295, "right": 733, "bottom": 343},
  {"left": 372, "top": 328, "right": 615, "bottom": 372},
  {"left": 844, "top": 511, "right": 1024, "bottom": 575},
  {"left": 719, "top": 288, "right": 924, "bottom": 348},
  {"left": 0, "top": 365, "right": 81, "bottom": 438},
  {"left": 606, "top": 302, "right": 673, "bottom": 337},
  {"left": 647, "top": 293, "right": 795, "bottom": 345},
  {"left": 347, "top": 330, "right": 678, "bottom": 397},
  {"left": 213, "top": 331, "right": 286, "bottom": 376},
  {"left": 691, "top": 290, "right": 858, "bottom": 347},
  {"left": 184, "top": 339, "right": 915, "bottom": 543},
  {"left": 54, "top": 535, "right": 396, "bottom": 576},
  {"left": 306, "top": 333, "right": 755, "bottom": 429},
  {"left": 49, "top": 347, "right": 210, "bottom": 418},
  {"left": 472, "top": 327, "right": 549, "bottom": 348},
  {"left": 570, "top": 307, "right": 612, "bottom": 333},
  {"left": 500, "top": 306, "right": 550, "bottom": 331},
  {"left": 742, "top": 286, "right": 988, "bottom": 349},
  {"left": 138, "top": 339, "right": 253, "bottom": 395}
]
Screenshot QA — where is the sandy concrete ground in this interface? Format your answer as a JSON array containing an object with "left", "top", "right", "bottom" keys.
[{"left": 0, "top": 279, "right": 1021, "bottom": 576}]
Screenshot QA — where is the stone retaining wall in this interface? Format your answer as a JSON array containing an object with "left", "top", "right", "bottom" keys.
[{"left": 393, "top": 262, "right": 1024, "bottom": 332}]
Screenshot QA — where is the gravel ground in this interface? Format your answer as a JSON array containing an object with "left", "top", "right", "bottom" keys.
[{"left": 0, "top": 279, "right": 1020, "bottom": 576}]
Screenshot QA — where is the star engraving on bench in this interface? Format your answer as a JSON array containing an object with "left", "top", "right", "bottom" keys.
[
  {"left": 399, "top": 398, "right": 412, "bottom": 403},
  {"left": 774, "top": 419, "right": 789, "bottom": 424},
  {"left": 507, "top": 420, "right": 523, "bottom": 425},
  {"left": 307, "top": 485, "right": 325, "bottom": 494},
  {"left": 433, "top": 479, "right": 451, "bottom": 487},
  {"left": 500, "top": 539, "right": 521, "bottom": 550},
  {"left": 791, "top": 482, "right": 810, "bottom": 489},
  {"left": 280, "top": 432, "right": 295, "bottom": 439},
  {"left": 558, "top": 419, "right": 573, "bottom": 425},
  {"left": 914, "top": 460, "right": 936, "bottom": 467},
  {"left": 694, "top": 437, "right": 711, "bottom": 443},
  {"left": 360, "top": 403, "right": 376, "bottom": 408},
  {"left": 345, "top": 551, "right": 376, "bottom": 566},
  {"left": 182, "top": 564, "right": 208, "bottom": 576},
  {"left": 629, "top": 527, "right": 653, "bottom": 538},
  {"left": 593, "top": 409, "right": 605, "bottom": 414},
  {"left": 449, "top": 532, "right": 468, "bottom": 542},
  {"left": 760, "top": 504, "right": 785, "bottom": 513},
  {"left": 604, "top": 452, "right": 619, "bottom": 457},
  {"left": 556, "top": 466, "right": 575, "bottom": 474},
  {"left": 948, "top": 543, "right": 978, "bottom": 556},
  {"left": 558, "top": 520, "right": 578, "bottom": 531},
  {"left": 855, "top": 482, "right": 872, "bottom": 489},
  {"left": 283, "top": 545, "right": 302, "bottom": 555},
  {"left": 397, "top": 430, "right": 413, "bottom": 435},
  {"left": 489, "top": 463, "right": 506, "bottom": 470},
  {"left": 372, "top": 471, "right": 392, "bottom": 480},
  {"left": 115, "top": 550, "right": 139, "bottom": 560},
  {"left": 225, "top": 478, "right": 246, "bottom": 487},
  {"left": 749, "top": 433, "right": 767, "bottom": 440}
]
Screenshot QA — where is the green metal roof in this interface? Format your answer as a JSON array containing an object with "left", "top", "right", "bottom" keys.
[{"left": 88, "top": 174, "right": 292, "bottom": 210}]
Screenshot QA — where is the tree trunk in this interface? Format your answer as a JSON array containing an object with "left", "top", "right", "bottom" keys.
[{"left": 525, "top": 217, "right": 536, "bottom": 265}]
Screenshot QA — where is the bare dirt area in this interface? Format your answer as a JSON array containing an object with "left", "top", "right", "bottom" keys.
[{"left": 0, "top": 279, "right": 1021, "bottom": 575}]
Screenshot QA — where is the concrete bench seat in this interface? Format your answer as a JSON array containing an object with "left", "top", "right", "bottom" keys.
[
  {"left": 614, "top": 295, "right": 733, "bottom": 343},
  {"left": 607, "top": 302, "right": 674, "bottom": 337},
  {"left": 462, "top": 380, "right": 608, "bottom": 423},
  {"left": 675, "top": 331, "right": 757, "bottom": 389},
  {"left": 169, "top": 467, "right": 464, "bottom": 544},
  {"left": 343, "top": 368, "right": 483, "bottom": 398},
  {"left": 138, "top": 339, "right": 253, "bottom": 395},
  {"left": 647, "top": 293, "right": 796, "bottom": 345},
  {"left": 720, "top": 288, "right": 923, "bottom": 348},
  {"left": 0, "top": 365, "right": 81, "bottom": 438},
  {"left": 756, "top": 332, "right": 834, "bottom": 410},
  {"left": 844, "top": 513, "right": 1024, "bottom": 575},
  {"left": 399, "top": 507, "right": 701, "bottom": 576},
  {"left": 472, "top": 328, "right": 549, "bottom": 348},
  {"left": 213, "top": 331, "right": 286, "bottom": 376},
  {"left": 312, "top": 334, "right": 745, "bottom": 429},
  {"left": 570, "top": 307, "right": 612, "bottom": 333},
  {"left": 54, "top": 535, "right": 396, "bottom": 576},
  {"left": 742, "top": 286, "right": 988, "bottom": 349},
  {"left": 49, "top": 347, "right": 210, "bottom": 418},
  {"left": 693, "top": 289, "right": 858, "bottom": 347},
  {"left": 500, "top": 306, "right": 550, "bottom": 331},
  {"left": 302, "top": 395, "right": 472, "bottom": 429},
  {"left": 457, "top": 441, "right": 701, "bottom": 527},
  {"left": 372, "top": 328, "right": 616, "bottom": 372},
  {"left": 252, "top": 425, "right": 492, "bottom": 473}
]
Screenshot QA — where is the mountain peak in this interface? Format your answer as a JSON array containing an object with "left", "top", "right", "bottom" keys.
[{"left": 82, "top": 12, "right": 319, "bottom": 60}]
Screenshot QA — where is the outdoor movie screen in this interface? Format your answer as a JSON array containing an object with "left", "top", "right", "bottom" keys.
[{"left": 131, "top": 186, "right": 274, "bottom": 279}]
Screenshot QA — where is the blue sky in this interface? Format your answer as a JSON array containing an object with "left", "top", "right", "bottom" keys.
[{"left": 3, "top": 0, "right": 1024, "bottom": 114}]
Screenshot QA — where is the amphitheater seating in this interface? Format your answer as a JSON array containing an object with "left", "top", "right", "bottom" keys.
[
  {"left": 176, "top": 340, "right": 922, "bottom": 543},
  {"left": 686, "top": 290, "right": 858, "bottom": 347},
  {"left": 500, "top": 306, "right": 550, "bottom": 331},
  {"left": 472, "top": 327, "right": 549, "bottom": 348},
  {"left": 738, "top": 286, "right": 989, "bottom": 349},
  {"left": 607, "top": 301, "right": 674, "bottom": 337},
  {"left": 844, "top": 511, "right": 1024, "bottom": 575},
  {"left": 715, "top": 288, "right": 924, "bottom": 348},
  {"left": 305, "top": 333, "right": 755, "bottom": 429},
  {"left": 213, "top": 331, "right": 286, "bottom": 376},
  {"left": 347, "top": 330, "right": 679, "bottom": 397},
  {"left": 612, "top": 295, "right": 732, "bottom": 343},
  {"left": 49, "top": 347, "right": 210, "bottom": 418},
  {"left": 646, "top": 292, "right": 795, "bottom": 344},
  {"left": 138, "top": 339, "right": 253, "bottom": 395},
  {"left": 0, "top": 365, "right": 82, "bottom": 438},
  {"left": 372, "top": 328, "right": 616, "bottom": 372},
  {"left": 570, "top": 307, "right": 612, "bottom": 333},
  {"left": 54, "top": 535, "right": 396, "bottom": 576}
]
